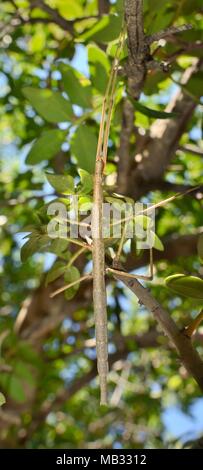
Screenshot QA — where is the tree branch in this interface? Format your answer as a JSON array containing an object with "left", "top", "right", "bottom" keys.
[
  {"left": 128, "top": 58, "right": 203, "bottom": 199},
  {"left": 112, "top": 268, "right": 203, "bottom": 393},
  {"left": 178, "top": 144, "right": 203, "bottom": 157},
  {"left": 117, "top": 99, "right": 135, "bottom": 194},
  {"left": 98, "top": 0, "right": 110, "bottom": 16},
  {"left": 145, "top": 24, "right": 192, "bottom": 45},
  {"left": 124, "top": 1, "right": 192, "bottom": 99}
]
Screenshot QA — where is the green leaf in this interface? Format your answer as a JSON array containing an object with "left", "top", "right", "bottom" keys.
[
  {"left": 22, "top": 87, "right": 74, "bottom": 123},
  {"left": 26, "top": 129, "right": 66, "bottom": 165},
  {"left": 28, "top": 25, "right": 46, "bottom": 53},
  {"left": 64, "top": 266, "right": 81, "bottom": 300},
  {"left": 165, "top": 274, "right": 203, "bottom": 299},
  {"left": 135, "top": 228, "right": 164, "bottom": 251},
  {"left": 79, "top": 14, "right": 122, "bottom": 43},
  {"left": 135, "top": 215, "right": 154, "bottom": 230},
  {"left": 168, "top": 375, "right": 182, "bottom": 390},
  {"left": 46, "top": 173, "right": 75, "bottom": 194},
  {"left": 77, "top": 169, "right": 93, "bottom": 194},
  {"left": 21, "top": 235, "right": 50, "bottom": 262},
  {"left": 46, "top": 261, "right": 67, "bottom": 285},
  {"left": 197, "top": 233, "right": 203, "bottom": 261},
  {"left": 185, "top": 72, "right": 203, "bottom": 99},
  {"left": 15, "top": 361, "right": 36, "bottom": 386},
  {"left": 133, "top": 100, "right": 177, "bottom": 119},
  {"left": 55, "top": 0, "right": 83, "bottom": 20},
  {"left": 105, "top": 196, "right": 126, "bottom": 208},
  {"left": 88, "top": 44, "right": 110, "bottom": 94},
  {"left": 59, "top": 63, "right": 92, "bottom": 108},
  {"left": 78, "top": 195, "right": 92, "bottom": 211},
  {"left": 150, "top": 232, "right": 164, "bottom": 251},
  {"left": 9, "top": 376, "right": 26, "bottom": 403},
  {"left": 0, "top": 392, "right": 6, "bottom": 407},
  {"left": 71, "top": 125, "right": 97, "bottom": 173},
  {"left": 17, "top": 343, "right": 41, "bottom": 366},
  {"left": 50, "top": 238, "right": 70, "bottom": 257}
]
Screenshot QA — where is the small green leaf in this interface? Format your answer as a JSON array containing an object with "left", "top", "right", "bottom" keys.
[
  {"left": 78, "top": 195, "right": 92, "bottom": 211},
  {"left": 22, "top": 87, "right": 74, "bottom": 123},
  {"left": 0, "top": 392, "right": 6, "bottom": 407},
  {"left": 71, "top": 125, "right": 97, "bottom": 173},
  {"left": 64, "top": 266, "right": 81, "bottom": 300},
  {"left": 133, "top": 100, "right": 177, "bottom": 119},
  {"left": 9, "top": 376, "right": 26, "bottom": 403},
  {"left": 77, "top": 169, "right": 93, "bottom": 194},
  {"left": 46, "top": 262, "right": 67, "bottom": 286},
  {"left": 105, "top": 196, "right": 126, "bottom": 210},
  {"left": 50, "top": 238, "right": 70, "bottom": 257},
  {"left": 165, "top": 274, "right": 203, "bottom": 299},
  {"left": 135, "top": 215, "right": 154, "bottom": 230},
  {"left": 15, "top": 361, "right": 36, "bottom": 386},
  {"left": 60, "top": 64, "right": 92, "bottom": 108},
  {"left": 185, "top": 72, "right": 203, "bottom": 99},
  {"left": 88, "top": 44, "right": 110, "bottom": 94},
  {"left": 21, "top": 235, "right": 50, "bottom": 262},
  {"left": 56, "top": 0, "right": 83, "bottom": 19},
  {"left": 79, "top": 14, "right": 122, "bottom": 43},
  {"left": 197, "top": 233, "right": 203, "bottom": 261},
  {"left": 150, "top": 232, "right": 164, "bottom": 251},
  {"left": 26, "top": 129, "right": 66, "bottom": 165},
  {"left": 46, "top": 173, "right": 75, "bottom": 194},
  {"left": 168, "top": 375, "right": 182, "bottom": 390},
  {"left": 17, "top": 343, "right": 41, "bottom": 366}
]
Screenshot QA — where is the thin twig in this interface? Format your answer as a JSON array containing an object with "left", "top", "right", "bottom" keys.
[
  {"left": 67, "top": 247, "right": 87, "bottom": 268},
  {"left": 111, "top": 185, "right": 200, "bottom": 228},
  {"left": 185, "top": 310, "right": 203, "bottom": 338},
  {"left": 50, "top": 273, "right": 92, "bottom": 298},
  {"left": 146, "top": 24, "right": 193, "bottom": 45},
  {"left": 112, "top": 268, "right": 203, "bottom": 393}
]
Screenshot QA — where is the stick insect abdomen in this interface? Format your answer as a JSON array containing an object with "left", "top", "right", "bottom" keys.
[{"left": 92, "top": 158, "right": 108, "bottom": 405}]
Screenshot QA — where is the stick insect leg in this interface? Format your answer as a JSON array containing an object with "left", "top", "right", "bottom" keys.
[
  {"left": 50, "top": 273, "right": 93, "bottom": 298},
  {"left": 184, "top": 310, "right": 203, "bottom": 338},
  {"left": 107, "top": 247, "right": 154, "bottom": 281},
  {"left": 101, "top": 31, "right": 126, "bottom": 166},
  {"left": 96, "top": 53, "right": 118, "bottom": 162},
  {"left": 102, "top": 67, "right": 121, "bottom": 166}
]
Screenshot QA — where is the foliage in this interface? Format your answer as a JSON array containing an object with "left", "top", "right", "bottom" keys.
[{"left": 0, "top": 0, "right": 202, "bottom": 449}]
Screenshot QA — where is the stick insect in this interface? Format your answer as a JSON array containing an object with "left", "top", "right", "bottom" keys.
[{"left": 50, "top": 30, "right": 200, "bottom": 404}]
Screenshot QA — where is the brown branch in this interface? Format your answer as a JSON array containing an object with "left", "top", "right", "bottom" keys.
[
  {"left": 146, "top": 24, "right": 192, "bottom": 45},
  {"left": 124, "top": 0, "right": 147, "bottom": 99},
  {"left": 98, "top": 0, "right": 110, "bottom": 16},
  {"left": 117, "top": 99, "right": 135, "bottom": 194},
  {"left": 10, "top": 0, "right": 98, "bottom": 34},
  {"left": 178, "top": 144, "right": 203, "bottom": 157},
  {"left": 124, "top": 1, "right": 192, "bottom": 99},
  {"left": 166, "top": 41, "right": 203, "bottom": 64},
  {"left": 119, "top": 2, "right": 198, "bottom": 199},
  {"left": 14, "top": 232, "right": 199, "bottom": 344},
  {"left": 112, "top": 268, "right": 203, "bottom": 393},
  {"left": 26, "top": 330, "right": 158, "bottom": 438},
  {"left": 128, "top": 58, "right": 203, "bottom": 199},
  {"left": 30, "top": 0, "right": 74, "bottom": 32},
  {"left": 21, "top": 14, "right": 99, "bottom": 30}
]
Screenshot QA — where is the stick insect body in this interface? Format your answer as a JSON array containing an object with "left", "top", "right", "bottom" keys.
[
  {"left": 92, "top": 31, "right": 126, "bottom": 404},
  {"left": 51, "top": 31, "right": 200, "bottom": 404}
]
